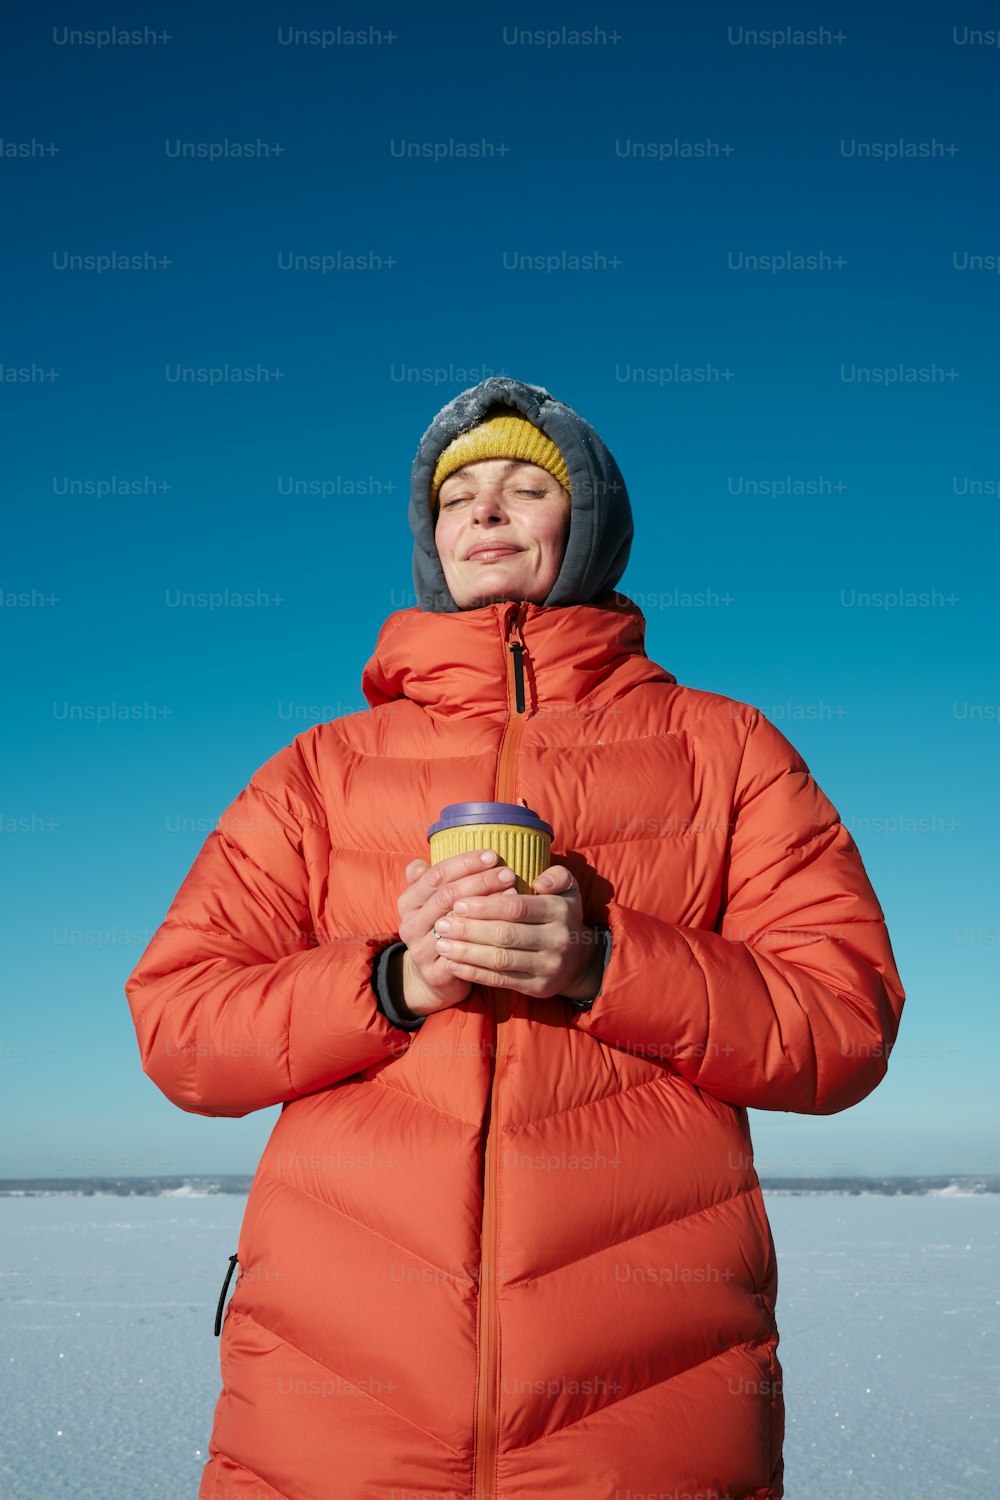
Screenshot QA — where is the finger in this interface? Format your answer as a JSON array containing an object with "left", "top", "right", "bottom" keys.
[
  {"left": 425, "top": 869, "right": 521, "bottom": 931},
  {"left": 431, "top": 848, "right": 499, "bottom": 883},
  {"left": 434, "top": 914, "right": 547, "bottom": 953},
  {"left": 406, "top": 852, "right": 489, "bottom": 884},
  {"left": 532, "top": 863, "right": 576, "bottom": 895},
  {"left": 399, "top": 849, "right": 499, "bottom": 910},
  {"left": 439, "top": 954, "right": 535, "bottom": 989},
  {"left": 434, "top": 935, "right": 524, "bottom": 973},
  {"left": 449, "top": 890, "right": 554, "bottom": 924},
  {"left": 399, "top": 853, "right": 517, "bottom": 938}
]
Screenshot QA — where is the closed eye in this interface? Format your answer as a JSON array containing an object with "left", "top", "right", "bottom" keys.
[{"left": 442, "top": 488, "right": 546, "bottom": 506}]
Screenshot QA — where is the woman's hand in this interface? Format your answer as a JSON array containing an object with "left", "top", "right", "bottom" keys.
[
  {"left": 394, "top": 849, "right": 521, "bottom": 1018},
  {"left": 430, "top": 863, "right": 603, "bottom": 1002}
]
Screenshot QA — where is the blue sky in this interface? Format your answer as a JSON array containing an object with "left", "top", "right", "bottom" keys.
[{"left": 2, "top": 3, "right": 997, "bottom": 1177}]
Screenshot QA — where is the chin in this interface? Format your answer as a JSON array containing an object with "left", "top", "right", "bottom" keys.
[
  {"left": 459, "top": 593, "right": 516, "bottom": 610},
  {"left": 445, "top": 563, "right": 556, "bottom": 610}
]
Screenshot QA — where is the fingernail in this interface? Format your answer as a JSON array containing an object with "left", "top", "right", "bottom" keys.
[
  {"left": 435, "top": 918, "right": 452, "bottom": 934},
  {"left": 453, "top": 901, "right": 468, "bottom": 915},
  {"left": 480, "top": 850, "right": 497, "bottom": 864}
]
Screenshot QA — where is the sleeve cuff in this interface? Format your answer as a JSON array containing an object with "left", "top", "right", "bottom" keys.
[
  {"left": 563, "top": 925, "right": 612, "bottom": 1012},
  {"left": 372, "top": 942, "right": 427, "bottom": 1031}
]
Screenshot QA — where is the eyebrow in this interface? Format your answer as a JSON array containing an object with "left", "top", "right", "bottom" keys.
[{"left": 446, "top": 461, "right": 534, "bottom": 482}]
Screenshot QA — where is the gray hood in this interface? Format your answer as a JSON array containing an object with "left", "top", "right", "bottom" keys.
[{"left": 408, "top": 376, "right": 633, "bottom": 612}]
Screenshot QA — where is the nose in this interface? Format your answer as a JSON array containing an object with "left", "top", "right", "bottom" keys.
[{"left": 470, "top": 482, "right": 509, "bottom": 524}]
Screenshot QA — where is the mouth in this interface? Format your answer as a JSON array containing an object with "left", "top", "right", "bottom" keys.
[{"left": 466, "top": 545, "right": 522, "bottom": 563}]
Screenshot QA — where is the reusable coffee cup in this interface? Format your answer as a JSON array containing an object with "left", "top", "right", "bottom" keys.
[{"left": 427, "top": 802, "right": 553, "bottom": 894}]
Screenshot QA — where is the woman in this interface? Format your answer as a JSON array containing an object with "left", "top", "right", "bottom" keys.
[{"left": 126, "top": 376, "right": 906, "bottom": 1500}]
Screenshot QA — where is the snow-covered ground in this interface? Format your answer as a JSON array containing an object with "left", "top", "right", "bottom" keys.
[
  {"left": 1, "top": 1192, "right": 996, "bottom": 1498},
  {"left": 766, "top": 1193, "right": 997, "bottom": 1498}
]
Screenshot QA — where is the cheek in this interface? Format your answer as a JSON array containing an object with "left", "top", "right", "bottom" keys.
[
  {"left": 543, "top": 512, "right": 571, "bottom": 551},
  {"left": 434, "top": 518, "right": 454, "bottom": 556}
]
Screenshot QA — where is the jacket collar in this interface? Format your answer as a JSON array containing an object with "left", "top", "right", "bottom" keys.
[{"left": 361, "top": 592, "right": 676, "bottom": 720}]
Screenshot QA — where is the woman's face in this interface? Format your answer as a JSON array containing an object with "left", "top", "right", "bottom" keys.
[{"left": 434, "top": 458, "right": 572, "bottom": 609}]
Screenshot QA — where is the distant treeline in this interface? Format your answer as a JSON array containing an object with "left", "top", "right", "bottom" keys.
[
  {"left": 0, "top": 1175, "right": 254, "bottom": 1196},
  {"left": 1, "top": 1174, "right": 998, "bottom": 1197},
  {"left": 761, "top": 1176, "right": 1000, "bottom": 1195}
]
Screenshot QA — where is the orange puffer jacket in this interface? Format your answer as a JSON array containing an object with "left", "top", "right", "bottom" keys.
[{"left": 125, "top": 593, "right": 905, "bottom": 1500}]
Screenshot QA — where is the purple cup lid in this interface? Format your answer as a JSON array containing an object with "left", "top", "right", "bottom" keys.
[{"left": 428, "top": 801, "right": 553, "bottom": 839}]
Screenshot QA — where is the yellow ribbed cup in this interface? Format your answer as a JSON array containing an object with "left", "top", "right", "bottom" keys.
[{"left": 428, "top": 823, "right": 551, "bottom": 895}]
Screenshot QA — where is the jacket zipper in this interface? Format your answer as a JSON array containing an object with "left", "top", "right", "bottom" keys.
[{"left": 473, "top": 601, "right": 529, "bottom": 1500}]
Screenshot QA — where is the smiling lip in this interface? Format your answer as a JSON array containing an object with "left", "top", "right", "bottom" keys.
[{"left": 466, "top": 545, "right": 522, "bottom": 562}]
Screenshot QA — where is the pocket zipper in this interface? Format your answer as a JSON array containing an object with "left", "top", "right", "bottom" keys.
[{"left": 214, "top": 1253, "right": 239, "bottom": 1337}]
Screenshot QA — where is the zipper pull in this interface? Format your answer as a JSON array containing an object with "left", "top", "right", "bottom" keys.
[
  {"left": 214, "top": 1253, "right": 239, "bottom": 1336},
  {"left": 506, "top": 604, "right": 528, "bottom": 715},
  {"left": 509, "top": 638, "right": 525, "bottom": 713}
]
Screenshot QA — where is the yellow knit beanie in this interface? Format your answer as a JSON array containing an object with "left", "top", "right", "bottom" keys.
[{"left": 431, "top": 413, "right": 571, "bottom": 506}]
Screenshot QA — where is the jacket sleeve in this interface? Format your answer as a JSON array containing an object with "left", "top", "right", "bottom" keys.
[
  {"left": 571, "top": 708, "right": 906, "bottom": 1115},
  {"left": 124, "top": 768, "right": 414, "bottom": 1118}
]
